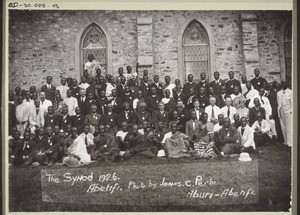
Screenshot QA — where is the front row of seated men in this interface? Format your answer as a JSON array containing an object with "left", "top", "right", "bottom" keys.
[{"left": 9, "top": 102, "right": 271, "bottom": 167}]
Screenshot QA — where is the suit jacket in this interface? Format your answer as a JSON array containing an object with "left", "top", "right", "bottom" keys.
[
  {"left": 145, "top": 95, "right": 161, "bottom": 113},
  {"left": 29, "top": 106, "right": 46, "bottom": 128},
  {"left": 70, "top": 86, "right": 81, "bottom": 99},
  {"left": 84, "top": 113, "right": 102, "bottom": 127},
  {"left": 226, "top": 79, "right": 241, "bottom": 94},
  {"left": 185, "top": 95, "right": 198, "bottom": 109},
  {"left": 121, "top": 92, "right": 135, "bottom": 109},
  {"left": 96, "top": 97, "right": 110, "bottom": 114},
  {"left": 197, "top": 80, "right": 210, "bottom": 96},
  {"left": 77, "top": 96, "right": 87, "bottom": 112},
  {"left": 44, "top": 114, "right": 59, "bottom": 128},
  {"left": 13, "top": 139, "right": 35, "bottom": 158},
  {"left": 41, "top": 84, "right": 56, "bottom": 101},
  {"left": 183, "top": 82, "right": 198, "bottom": 96},
  {"left": 249, "top": 107, "right": 266, "bottom": 126},
  {"left": 33, "top": 135, "right": 47, "bottom": 145},
  {"left": 216, "top": 125, "right": 239, "bottom": 148},
  {"left": 210, "top": 79, "right": 226, "bottom": 95},
  {"left": 116, "top": 84, "right": 126, "bottom": 97},
  {"left": 150, "top": 82, "right": 164, "bottom": 98},
  {"left": 173, "top": 91, "right": 187, "bottom": 104},
  {"left": 152, "top": 110, "right": 169, "bottom": 127},
  {"left": 250, "top": 77, "right": 267, "bottom": 90},
  {"left": 117, "top": 110, "right": 137, "bottom": 127},
  {"left": 188, "top": 108, "right": 205, "bottom": 121},
  {"left": 185, "top": 119, "right": 202, "bottom": 141},
  {"left": 83, "top": 99, "right": 97, "bottom": 115},
  {"left": 237, "top": 125, "right": 255, "bottom": 149},
  {"left": 135, "top": 110, "right": 152, "bottom": 125},
  {"left": 72, "top": 114, "right": 86, "bottom": 133},
  {"left": 40, "top": 134, "right": 60, "bottom": 151},
  {"left": 100, "top": 112, "right": 118, "bottom": 128},
  {"left": 252, "top": 119, "right": 272, "bottom": 138},
  {"left": 218, "top": 93, "right": 231, "bottom": 108},
  {"left": 139, "top": 82, "right": 150, "bottom": 97},
  {"left": 58, "top": 114, "right": 74, "bottom": 129}
]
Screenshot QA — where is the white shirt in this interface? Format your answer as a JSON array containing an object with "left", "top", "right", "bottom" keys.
[
  {"left": 205, "top": 105, "right": 221, "bottom": 122},
  {"left": 116, "top": 131, "right": 128, "bottom": 141},
  {"left": 161, "top": 131, "right": 173, "bottom": 144},
  {"left": 78, "top": 82, "right": 90, "bottom": 90},
  {"left": 220, "top": 106, "right": 237, "bottom": 122},
  {"left": 252, "top": 119, "right": 272, "bottom": 138},
  {"left": 63, "top": 96, "right": 78, "bottom": 116},
  {"left": 79, "top": 132, "right": 94, "bottom": 146},
  {"left": 213, "top": 123, "right": 223, "bottom": 133},
  {"left": 164, "top": 83, "right": 176, "bottom": 98},
  {"left": 248, "top": 95, "right": 272, "bottom": 116},
  {"left": 56, "top": 85, "right": 69, "bottom": 100},
  {"left": 40, "top": 99, "right": 52, "bottom": 112}
]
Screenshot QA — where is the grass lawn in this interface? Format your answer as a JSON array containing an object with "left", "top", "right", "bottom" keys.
[{"left": 9, "top": 143, "right": 291, "bottom": 212}]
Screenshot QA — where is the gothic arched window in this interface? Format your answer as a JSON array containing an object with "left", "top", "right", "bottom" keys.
[
  {"left": 80, "top": 23, "right": 108, "bottom": 74},
  {"left": 182, "top": 20, "right": 210, "bottom": 82}
]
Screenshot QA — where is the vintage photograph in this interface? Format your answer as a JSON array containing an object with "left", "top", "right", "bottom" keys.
[{"left": 7, "top": 8, "right": 292, "bottom": 212}]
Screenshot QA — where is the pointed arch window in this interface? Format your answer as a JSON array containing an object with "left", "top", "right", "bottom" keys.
[
  {"left": 182, "top": 20, "right": 210, "bottom": 82},
  {"left": 80, "top": 23, "right": 108, "bottom": 74}
]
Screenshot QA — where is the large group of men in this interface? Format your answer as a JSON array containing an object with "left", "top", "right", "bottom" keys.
[{"left": 8, "top": 58, "right": 292, "bottom": 166}]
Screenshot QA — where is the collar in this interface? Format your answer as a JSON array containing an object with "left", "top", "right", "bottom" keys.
[{"left": 151, "top": 95, "right": 156, "bottom": 97}]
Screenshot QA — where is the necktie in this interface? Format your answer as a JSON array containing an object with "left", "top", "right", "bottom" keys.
[
  {"left": 48, "top": 85, "right": 51, "bottom": 90},
  {"left": 227, "top": 107, "right": 230, "bottom": 118},
  {"left": 260, "top": 96, "right": 264, "bottom": 104},
  {"left": 259, "top": 122, "right": 262, "bottom": 127},
  {"left": 241, "top": 127, "right": 245, "bottom": 136},
  {"left": 36, "top": 108, "right": 39, "bottom": 115},
  {"left": 85, "top": 135, "right": 88, "bottom": 145},
  {"left": 192, "top": 121, "right": 195, "bottom": 131},
  {"left": 211, "top": 106, "right": 215, "bottom": 118}
]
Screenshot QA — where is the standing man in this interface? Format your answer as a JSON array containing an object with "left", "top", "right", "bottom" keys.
[
  {"left": 210, "top": 71, "right": 226, "bottom": 95},
  {"left": 197, "top": 72, "right": 209, "bottom": 96},
  {"left": 220, "top": 97, "right": 237, "bottom": 123},
  {"left": 150, "top": 75, "right": 163, "bottom": 98},
  {"left": 41, "top": 76, "right": 56, "bottom": 101},
  {"left": 226, "top": 71, "right": 241, "bottom": 94},
  {"left": 56, "top": 78, "right": 69, "bottom": 100},
  {"left": 183, "top": 74, "right": 198, "bottom": 97},
  {"left": 250, "top": 68, "right": 267, "bottom": 90},
  {"left": 63, "top": 89, "right": 78, "bottom": 116},
  {"left": 277, "top": 81, "right": 292, "bottom": 147}
]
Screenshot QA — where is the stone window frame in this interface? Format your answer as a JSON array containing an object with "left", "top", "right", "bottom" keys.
[
  {"left": 279, "top": 19, "right": 292, "bottom": 82},
  {"left": 75, "top": 22, "right": 112, "bottom": 80},
  {"left": 178, "top": 18, "right": 215, "bottom": 83}
]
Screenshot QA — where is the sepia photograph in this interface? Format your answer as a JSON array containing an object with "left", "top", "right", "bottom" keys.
[{"left": 4, "top": 1, "right": 295, "bottom": 213}]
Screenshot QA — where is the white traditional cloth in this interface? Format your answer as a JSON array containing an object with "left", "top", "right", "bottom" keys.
[
  {"left": 236, "top": 107, "right": 249, "bottom": 120},
  {"left": 164, "top": 83, "right": 176, "bottom": 98},
  {"left": 237, "top": 125, "right": 256, "bottom": 149},
  {"left": 85, "top": 60, "right": 105, "bottom": 78},
  {"left": 241, "top": 83, "right": 248, "bottom": 95},
  {"left": 277, "top": 88, "right": 292, "bottom": 147},
  {"left": 251, "top": 119, "right": 272, "bottom": 138},
  {"left": 78, "top": 82, "right": 90, "bottom": 90},
  {"left": 116, "top": 131, "right": 128, "bottom": 141},
  {"left": 15, "top": 101, "right": 30, "bottom": 136},
  {"left": 245, "top": 89, "right": 259, "bottom": 100},
  {"left": 79, "top": 132, "right": 95, "bottom": 146},
  {"left": 63, "top": 96, "right": 78, "bottom": 116},
  {"left": 213, "top": 123, "right": 223, "bottom": 133},
  {"left": 56, "top": 85, "right": 69, "bottom": 100},
  {"left": 66, "top": 136, "right": 91, "bottom": 163}
]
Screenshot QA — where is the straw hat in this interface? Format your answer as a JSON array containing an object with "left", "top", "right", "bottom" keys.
[
  {"left": 238, "top": 152, "right": 252, "bottom": 162},
  {"left": 63, "top": 156, "right": 81, "bottom": 167}
]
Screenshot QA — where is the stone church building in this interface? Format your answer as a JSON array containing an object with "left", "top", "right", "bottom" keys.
[{"left": 9, "top": 10, "right": 292, "bottom": 89}]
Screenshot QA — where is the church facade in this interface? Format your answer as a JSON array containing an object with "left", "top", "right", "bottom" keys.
[{"left": 9, "top": 10, "right": 292, "bottom": 89}]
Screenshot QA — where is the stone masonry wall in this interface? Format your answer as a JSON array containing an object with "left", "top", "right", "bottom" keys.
[{"left": 9, "top": 10, "right": 291, "bottom": 91}]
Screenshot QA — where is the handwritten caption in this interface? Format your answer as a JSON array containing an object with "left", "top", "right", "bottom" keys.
[
  {"left": 8, "top": 2, "right": 59, "bottom": 9},
  {"left": 41, "top": 162, "right": 259, "bottom": 205}
]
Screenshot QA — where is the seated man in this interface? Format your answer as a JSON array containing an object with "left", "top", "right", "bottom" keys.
[
  {"left": 161, "top": 122, "right": 191, "bottom": 158},
  {"left": 213, "top": 114, "right": 224, "bottom": 133},
  {"left": 29, "top": 99, "right": 46, "bottom": 134},
  {"left": 201, "top": 113, "right": 214, "bottom": 135},
  {"left": 185, "top": 110, "right": 202, "bottom": 143},
  {"left": 216, "top": 117, "right": 239, "bottom": 155},
  {"left": 236, "top": 99, "right": 249, "bottom": 120},
  {"left": 79, "top": 124, "right": 94, "bottom": 153},
  {"left": 44, "top": 106, "right": 59, "bottom": 128},
  {"left": 58, "top": 106, "right": 74, "bottom": 131},
  {"left": 117, "top": 102, "right": 137, "bottom": 128},
  {"left": 249, "top": 98, "right": 266, "bottom": 126},
  {"left": 138, "top": 121, "right": 151, "bottom": 136},
  {"left": 237, "top": 117, "right": 257, "bottom": 154},
  {"left": 123, "top": 124, "right": 156, "bottom": 159},
  {"left": 252, "top": 112, "right": 272, "bottom": 147},
  {"left": 91, "top": 124, "right": 120, "bottom": 161},
  {"left": 135, "top": 102, "right": 152, "bottom": 127},
  {"left": 152, "top": 102, "right": 169, "bottom": 130},
  {"left": 84, "top": 104, "right": 101, "bottom": 134},
  {"left": 33, "top": 127, "right": 47, "bottom": 145},
  {"left": 73, "top": 107, "right": 86, "bottom": 134},
  {"left": 64, "top": 127, "right": 91, "bottom": 164},
  {"left": 232, "top": 113, "right": 241, "bottom": 128},
  {"left": 100, "top": 103, "right": 118, "bottom": 132},
  {"left": 194, "top": 125, "right": 217, "bottom": 159},
  {"left": 115, "top": 121, "right": 129, "bottom": 153},
  {"left": 10, "top": 131, "right": 35, "bottom": 166}
]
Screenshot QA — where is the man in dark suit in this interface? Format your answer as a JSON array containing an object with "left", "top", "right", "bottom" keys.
[
  {"left": 210, "top": 71, "right": 226, "bottom": 95},
  {"left": 152, "top": 102, "right": 169, "bottom": 129},
  {"left": 226, "top": 71, "right": 241, "bottom": 94},
  {"left": 117, "top": 102, "right": 137, "bottom": 128},
  {"left": 72, "top": 107, "right": 86, "bottom": 134},
  {"left": 100, "top": 103, "right": 118, "bottom": 129},
  {"left": 185, "top": 88, "right": 198, "bottom": 110},
  {"left": 185, "top": 110, "right": 203, "bottom": 142},
  {"left": 173, "top": 84, "right": 187, "bottom": 105},
  {"left": 139, "top": 75, "right": 150, "bottom": 98},
  {"left": 44, "top": 106, "right": 59, "bottom": 128},
  {"left": 150, "top": 75, "right": 164, "bottom": 98},
  {"left": 77, "top": 88, "right": 87, "bottom": 112},
  {"left": 58, "top": 106, "right": 74, "bottom": 130},
  {"left": 96, "top": 90, "right": 110, "bottom": 115},
  {"left": 70, "top": 78, "right": 81, "bottom": 100},
  {"left": 197, "top": 72, "right": 210, "bottom": 96},
  {"left": 218, "top": 85, "right": 231, "bottom": 108},
  {"left": 83, "top": 92, "right": 97, "bottom": 115},
  {"left": 249, "top": 98, "right": 266, "bottom": 126},
  {"left": 41, "top": 76, "right": 56, "bottom": 101},
  {"left": 250, "top": 68, "right": 267, "bottom": 90},
  {"left": 135, "top": 102, "right": 152, "bottom": 127},
  {"left": 120, "top": 85, "right": 135, "bottom": 109},
  {"left": 116, "top": 76, "right": 126, "bottom": 97},
  {"left": 183, "top": 74, "right": 198, "bottom": 97},
  {"left": 145, "top": 86, "right": 161, "bottom": 114}
]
